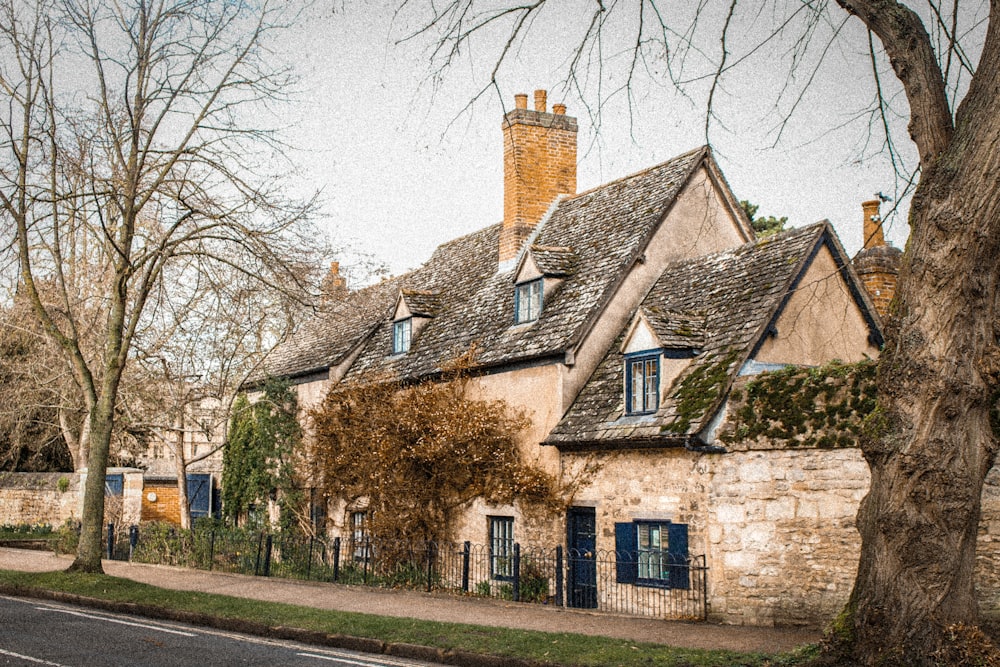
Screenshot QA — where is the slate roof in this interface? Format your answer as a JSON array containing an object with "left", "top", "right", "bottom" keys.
[
  {"left": 400, "top": 289, "right": 444, "bottom": 317},
  {"left": 643, "top": 309, "right": 707, "bottom": 349},
  {"left": 545, "top": 222, "right": 854, "bottom": 448},
  {"left": 331, "top": 146, "right": 712, "bottom": 381},
  {"left": 264, "top": 224, "right": 500, "bottom": 380},
  {"left": 528, "top": 245, "right": 578, "bottom": 277}
]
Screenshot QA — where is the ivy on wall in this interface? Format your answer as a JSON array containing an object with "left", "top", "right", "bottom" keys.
[
  {"left": 310, "top": 360, "right": 558, "bottom": 545},
  {"left": 720, "top": 360, "right": 877, "bottom": 448}
]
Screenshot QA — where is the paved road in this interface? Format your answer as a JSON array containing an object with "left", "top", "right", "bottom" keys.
[{"left": 0, "top": 595, "right": 436, "bottom": 667}]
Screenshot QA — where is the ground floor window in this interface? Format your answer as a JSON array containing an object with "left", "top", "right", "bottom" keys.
[
  {"left": 614, "top": 520, "right": 689, "bottom": 589},
  {"left": 349, "top": 510, "right": 370, "bottom": 564},
  {"left": 489, "top": 516, "right": 514, "bottom": 580}
]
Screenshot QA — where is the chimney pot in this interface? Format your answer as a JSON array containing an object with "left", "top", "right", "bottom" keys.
[
  {"left": 534, "top": 89, "right": 547, "bottom": 112},
  {"left": 514, "top": 93, "right": 528, "bottom": 110},
  {"left": 553, "top": 103, "right": 566, "bottom": 115}
]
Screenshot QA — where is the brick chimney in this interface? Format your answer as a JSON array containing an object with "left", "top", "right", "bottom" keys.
[
  {"left": 500, "top": 89, "right": 577, "bottom": 265},
  {"left": 320, "top": 261, "right": 348, "bottom": 300},
  {"left": 853, "top": 199, "right": 901, "bottom": 320}
]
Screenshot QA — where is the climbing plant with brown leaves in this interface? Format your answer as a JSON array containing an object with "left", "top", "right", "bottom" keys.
[{"left": 310, "top": 369, "right": 558, "bottom": 545}]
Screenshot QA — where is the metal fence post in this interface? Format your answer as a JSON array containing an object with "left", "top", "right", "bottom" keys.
[
  {"left": 462, "top": 541, "right": 470, "bottom": 592},
  {"left": 208, "top": 530, "right": 216, "bottom": 571},
  {"left": 700, "top": 555, "right": 708, "bottom": 621},
  {"left": 332, "top": 537, "right": 340, "bottom": 581},
  {"left": 306, "top": 537, "right": 314, "bottom": 580},
  {"left": 128, "top": 525, "right": 138, "bottom": 561},
  {"left": 254, "top": 532, "right": 263, "bottom": 576},
  {"left": 512, "top": 543, "right": 521, "bottom": 603},
  {"left": 263, "top": 534, "right": 273, "bottom": 577},
  {"left": 426, "top": 542, "right": 435, "bottom": 593},
  {"left": 106, "top": 523, "right": 114, "bottom": 560},
  {"left": 555, "top": 545, "right": 564, "bottom": 607}
]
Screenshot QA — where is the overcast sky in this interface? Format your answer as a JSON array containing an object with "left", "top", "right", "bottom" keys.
[{"left": 273, "top": 2, "right": 916, "bottom": 281}]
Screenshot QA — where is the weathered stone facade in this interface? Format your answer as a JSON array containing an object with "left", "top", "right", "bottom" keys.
[{"left": 562, "top": 439, "right": 1000, "bottom": 627}]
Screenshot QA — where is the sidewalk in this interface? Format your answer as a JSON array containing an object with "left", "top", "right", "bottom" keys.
[{"left": 0, "top": 547, "right": 820, "bottom": 655}]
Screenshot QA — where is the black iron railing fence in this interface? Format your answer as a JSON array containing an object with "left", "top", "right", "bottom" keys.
[{"left": 106, "top": 523, "right": 707, "bottom": 621}]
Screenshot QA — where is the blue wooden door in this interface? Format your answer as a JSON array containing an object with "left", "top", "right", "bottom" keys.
[
  {"left": 566, "top": 506, "right": 597, "bottom": 608},
  {"left": 186, "top": 474, "right": 212, "bottom": 519}
]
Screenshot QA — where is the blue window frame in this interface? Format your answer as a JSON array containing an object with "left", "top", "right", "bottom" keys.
[
  {"left": 625, "top": 352, "right": 660, "bottom": 415},
  {"left": 489, "top": 516, "right": 515, "bottom": 580},
  {"left": 392, "top": 317, "right": 412, "bottom": 354},
  {"left": 614, "top": 520, "right": 689, "bottom": 589},
  {"left": 514, "top": 279, "right": 543, "bottom": 324}
]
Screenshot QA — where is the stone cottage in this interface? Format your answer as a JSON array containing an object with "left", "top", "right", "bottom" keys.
[{"left": 261, "top": 90, "right": 997, "bottom": 626}]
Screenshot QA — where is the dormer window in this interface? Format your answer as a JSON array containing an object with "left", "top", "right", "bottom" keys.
[
  {"left": 393, "top": 317, "right": 412, "bottom": 354},
  {"left": 625, "top": 351, "right": 660, "bottom": 415},
  {"left": 515, "top": 278, "right": 543, "bottom": 324}
]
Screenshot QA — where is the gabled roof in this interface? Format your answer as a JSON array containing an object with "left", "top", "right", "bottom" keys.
[
  {"left": 398, "top": 289, "right": 444, "bottom": 318},
  {"left": 264, "top": 225, "right": 498, "bottom": 380},
  {"left": 525, "top": 245, "right": 577, "bottom": 277},
  {"left": 266, "top": 147, "right": 753, "bottom": 387},
  {"left": 333, "top": 147, "right": 714, "bottom": 381},
  {"left": 545, "top": 222, "right": 877, "bottom": 449},
  {"left": 641, "top": 308, "right": 707, "bottom": 350}
]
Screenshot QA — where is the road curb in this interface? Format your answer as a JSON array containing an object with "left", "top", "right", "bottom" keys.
[{"left": 0, "top": 583, "right": 549, "bottom": 667}]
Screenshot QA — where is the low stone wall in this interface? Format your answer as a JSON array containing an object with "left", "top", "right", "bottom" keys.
[{"left": 0, "top": 472, "right": 80, "bottom": 526}]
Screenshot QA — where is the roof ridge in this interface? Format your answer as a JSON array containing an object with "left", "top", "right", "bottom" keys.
[{"left": 564, "top": 145, "right": 708, "bottom": 202}]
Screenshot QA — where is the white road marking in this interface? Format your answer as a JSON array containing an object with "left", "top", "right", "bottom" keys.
[
  {"left": 0, "top": 647, "right": 71, "bottom": 666},
  {"left": 37, "top": 607, "right": 196, "bottom": 637}
]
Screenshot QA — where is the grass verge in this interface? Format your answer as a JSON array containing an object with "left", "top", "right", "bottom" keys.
[{"left": 0, "top": 569, "right": 817, "bottom": 667}]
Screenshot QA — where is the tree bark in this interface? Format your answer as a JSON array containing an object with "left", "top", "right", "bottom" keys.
[
  {"left": 174, "top": 404, "right": 191, "bottom": 530},
  {"left": 834, "top": 4, "right": 1000, "bottom": 663},
  {"left": 66, "top": 392, "right": 117, "bottom": 573}
]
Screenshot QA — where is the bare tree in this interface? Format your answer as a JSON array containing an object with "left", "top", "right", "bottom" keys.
[
  {"left": 403, "top": 0, "right": 1000, "bottom": 662},
  {"left": 130, "top": 255, "right": 312, "bottom": 529},
  {"left": 0, "top": 0, "right": 319, "bottom": 573}
]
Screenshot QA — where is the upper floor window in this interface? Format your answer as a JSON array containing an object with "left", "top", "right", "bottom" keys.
[
  {"left": 393, "top": 317, "right": 412, "bottom": 354},
  {"left": 515, "top": 279, "right": 543, "bottom": 324},
  {"left": 625, "top": 352, "right": 659, "bottom": 415}
]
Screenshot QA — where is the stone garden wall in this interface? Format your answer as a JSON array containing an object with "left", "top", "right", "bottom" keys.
[{"left": 0, "top": 472, "right": 80, "bottom": 526}]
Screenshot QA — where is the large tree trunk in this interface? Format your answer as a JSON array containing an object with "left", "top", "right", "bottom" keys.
[
  {"left": 66, "top": 395, "right": 116, "bottom": 574},
  {"left": 835, "top": 22, "right": 1000, "bottom": 663}
]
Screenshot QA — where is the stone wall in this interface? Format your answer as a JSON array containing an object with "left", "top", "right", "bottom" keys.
[
  {"left": 561, "top": 443, "right": 1000, "bottom": 627},
  {"left": 707, "top": 448, "right": 867, "bottom": 626},
  {"left": 0, "top": 472, "right": 80, "bottom": 526}
]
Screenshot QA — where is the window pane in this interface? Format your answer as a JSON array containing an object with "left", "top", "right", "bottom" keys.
[
  {"left": 515, "top": 280, "right": 543, "bottom": 323},
  {"left": 490, "top": 516, "right": 514, "bottom": 579},
  {"left": 636, "top": 522, "right": 669, "bottom": 582},
  {"left": 393, "top": 319, "right": 411, "bottom": 353},
  {"left": 630, "top": 359, "right": 644, "bottom": 413},
  {"left": 530, "top": 280, "right": 542, "bottom": 319},
  {"left": 644, "top": 358, "right": 659, "bottom": 411}
]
